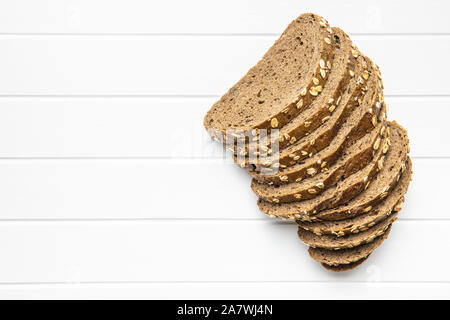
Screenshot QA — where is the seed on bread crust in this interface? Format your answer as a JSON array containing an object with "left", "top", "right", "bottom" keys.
[
  {"left": 378, "top": 156, "right": 384, "bottom": 170},
  {"left": 362, "top": 70, "right": 369, "bottom": 80},
  {"left": 271, "top": 118, "right": 279, "bottom": 128},
  {"left": 319, "top": 59, "right": 326, "bottom": 69},
  {"left": 382, "top": 142, "right": 389, "bottom": 154},
  {"left": 373, "top": 137, "right": 381, "bottom": 150},
  {"left": 372, "top": 115, "right": 377, "bottom": 126}
]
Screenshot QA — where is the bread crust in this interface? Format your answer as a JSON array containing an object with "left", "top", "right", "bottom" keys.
[
  {"left": 298, "top": 179, "right": 408, "bottom": 237},
  {"left": 251, "top": 106, "right": 387, "bottom": 203},
  {"left": 309, "top": 225, "right": 391, "bottom": 266},
  {"left": 320, "top": 255, "right": 370, "bottom": 272},
  {"left": 297, "top": 212, "right": 397, "bottom": 250},
  {"left": 257, "top": 122, "right": 409, "bottom": 221}
]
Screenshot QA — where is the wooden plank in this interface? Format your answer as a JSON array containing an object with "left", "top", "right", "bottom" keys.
[
  {"left": 0, "top": 36, "right": 448, "bottom": 96},
  {"left": 0, "top": 0, "right": 448, "bottom": 34},
  {"left": 0, "top": 158, "right": 442, "bottom": 220},
  {"left": 0, "top": 282, "right": 449, "bottom": 300},
  {"left": 0, "top": 97, "right": 447, "bottom": 158},
  {"left": 0, "top": 220, "right": 448, "bottom": 283},
  {"left": 0, "top": 98, "right": 212, "bottom": 159}
]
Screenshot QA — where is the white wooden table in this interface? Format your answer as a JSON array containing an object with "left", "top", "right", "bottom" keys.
[{"left": 0, "top": 0, "right": 449, "bottom": 299}]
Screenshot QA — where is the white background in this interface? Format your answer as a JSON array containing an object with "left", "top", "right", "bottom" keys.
[{"left": 0, "top": 0, "right": 449, "bottom": 299}]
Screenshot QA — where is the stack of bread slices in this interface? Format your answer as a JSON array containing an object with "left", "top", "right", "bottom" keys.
[{"left": 204, "top": 13, "right": 412, "bottom": 272}]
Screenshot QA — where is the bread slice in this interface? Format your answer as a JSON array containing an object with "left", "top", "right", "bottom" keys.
[
  {"left": 204, "top": 14, "right": 335, "bottom": 143},
  {"left": 238, "top": 28, "right": 357, "bottom": 162},
  {"left": 250, "top": 61, "right": 383, "bottom": 185},
  {"left": 312, "top": 150, "right": 411, "bottom": 221},
  {"left": 257, "top": 122, "right": 408, "bottom": 220},
  {"left": 321, "top": 255, "right": 370, "bottom": 272},
  {"left": 232, "top": 27, "right": 353, "bottom": 163},
  {"left": 297, "top": 211, "right": 397, "bottom": 250},
  {"left": 297, "top": 162, "right": 412, "bottom": 236},
  {"left": 251, "top": 107, "right": 387, "bottom": 203},
  {"left": 309, "top": 225, "right": 391, "bottom": 266}
]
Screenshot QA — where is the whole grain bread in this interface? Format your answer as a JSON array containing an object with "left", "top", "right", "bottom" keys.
[
  {"left": 251, "top": 111, "right": 387, "bottom": 203},
  {"left": 250, "top": 63, "right": 383, "bottom": 185},
  {"left": 204, "top": 14, "right": 335, "bottom": 143},
  {"left": 257, "top": 122, "right": 408, "bottom": 221},
  {"left": 297, "top": 211, "right": 397, "bottom": 250},
  {"left": 297, "top": 161, "right": 412, "bottom": 236},
  {"left": 321, "top": 255, "right": 370, "bottom": 272},
  {"left": 203, "top": 13, "right": 411, "bottom": 273},
  {"left": 308, "top": 225, "right": 391, "bottom": 266}
]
